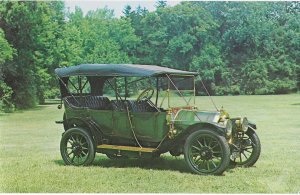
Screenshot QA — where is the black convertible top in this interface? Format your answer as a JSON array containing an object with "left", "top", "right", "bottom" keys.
[{"left": 55, "top": 64, "right": 198, "bottom": 77}]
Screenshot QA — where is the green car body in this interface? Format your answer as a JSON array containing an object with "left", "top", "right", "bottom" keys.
[{"left": 55, "top": 64, "right": 261, "bottom": 175}]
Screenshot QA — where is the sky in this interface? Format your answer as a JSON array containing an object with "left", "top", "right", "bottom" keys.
[{"left": 64, "top": 0, "right": 181, "bottom": 18}]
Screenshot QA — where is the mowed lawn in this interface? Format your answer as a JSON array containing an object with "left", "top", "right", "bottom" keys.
[{"left": 0, "top": 94, "right": 299, "bottom": 193}]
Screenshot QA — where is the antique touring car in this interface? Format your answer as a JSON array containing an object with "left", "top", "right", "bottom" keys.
[{"left": 55, "top": 64, "right": 261, "bottom": 175}]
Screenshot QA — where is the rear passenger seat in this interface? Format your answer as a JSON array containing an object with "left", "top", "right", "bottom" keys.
[
  {"left": 64, "top": 96, "right": 157, "bottom": 112},
  {"left": 111, "top": 100, "right": 156, "bottom": 112},
  {"left": 64, "top": 96, "right": 112, "bottom": 110},
  {"left": 111, "top": 100, "right": 128, "bottom": 112}
]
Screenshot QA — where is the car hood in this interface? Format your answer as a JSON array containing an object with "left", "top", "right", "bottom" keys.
[
  {"left": 174, "top": 109, "right": 221, "bottom": 123},
  {"left": 194, "top": 111, "right": 221, "bottom": 123}
]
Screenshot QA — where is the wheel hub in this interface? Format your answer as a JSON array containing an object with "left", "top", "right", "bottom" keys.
[
  {"left": 199, "top": 147, "right": 213, "bottom": 160},
  {"left": 243, "top": 139, "right": 252, "bottom": 147},
  {"left": 72, "top": 144, "right": 82, "bottom": 155}
]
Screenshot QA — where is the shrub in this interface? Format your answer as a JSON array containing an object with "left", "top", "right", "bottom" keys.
[{"left": 0, "top": 81, "right": 15, "bottom": 112}]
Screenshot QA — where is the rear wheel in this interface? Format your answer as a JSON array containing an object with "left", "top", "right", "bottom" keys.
[
  {"left": 60, "top": 127, "right": 95, "bottom": 166},
  {"left": 184, "top": 129, "right": 230, "bottom": 175},
  {"left": 230, "top": 129, "right": 261, "bottom": 167}
]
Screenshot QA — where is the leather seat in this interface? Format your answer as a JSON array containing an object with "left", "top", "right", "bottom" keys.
[
  {"left": 64, "top": 96, "right": 156, "bottom": 112},
  {"left": 64, "top": 96, "right": 112, "bottom": 110},
  {"left": 127, "top": 100, "right": 156, "bottom": 112},
  {"left": 111, "top": 100, "right": 156, "bottom": 112},
  {"left": 111, "top": 100, "right": 129, "bottom": 112}
]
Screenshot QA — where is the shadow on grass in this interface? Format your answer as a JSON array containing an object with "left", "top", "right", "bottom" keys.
[
  {"left": 0, "top": 105, "right": 48, "bottom": 115},
  {"left": 54, "top": 159, "right": 66, "bottom": 166},
  {"left": 41, "top": 99, "right": 61, "bottom": 105},
  {"left": 225, "top": 162, "right": 240, "bottom": 173},
  {"left": 54, "top": 156, "right": 191, "bottom": 174},
  {"left": 0, "top": 112, "right": 8, "bottom": 116},
  {"left": 291, "top": 103, "right": 300, "bottom": 106},
  {"left": 54, "top": 156, "right": 236, "bottom": 175},
  {"left": 17, "top": 105, "right": 51, "bottom": 113}
]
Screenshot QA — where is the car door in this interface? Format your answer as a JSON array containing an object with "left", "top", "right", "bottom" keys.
[
  {"left": 131, "top": 112, "right": 168, "bottom": 143},
  {"left": 112, "top": 110, "right": 132, "bottom": 139},
  {"left": 111, "top": 101, "right": 168, "bottom": 143}
]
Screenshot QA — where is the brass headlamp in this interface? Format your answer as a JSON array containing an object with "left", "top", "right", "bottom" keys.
[
  {"left": 235, "top": 117, "right": 249, "bottom": 132},
  {"left": 224, "top": 119, "right": 233, "bottom": 137}
]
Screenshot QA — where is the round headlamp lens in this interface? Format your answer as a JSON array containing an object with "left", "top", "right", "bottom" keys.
[
  {"left": 241, "top": 117, "right": 249, "bottom": 132},
  {"left": 225, "top": 119, "right": 232, "bottom": 137}
]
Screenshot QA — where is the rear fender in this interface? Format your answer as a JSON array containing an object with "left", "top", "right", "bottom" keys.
[
  {"left": 64, "top": 117, "right": 103, "bottom": 145},
  {"left": 65, "top": 117, "right": 90, "bottom": 130}
]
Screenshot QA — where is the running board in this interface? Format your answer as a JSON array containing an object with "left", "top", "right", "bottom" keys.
[{"left": 97, "top": 144, "right": 157, "bottom": 153}]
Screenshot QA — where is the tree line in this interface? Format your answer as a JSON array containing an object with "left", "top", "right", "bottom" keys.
[{"left": 0, "top": 1, "right": 299, "bottom": 111}]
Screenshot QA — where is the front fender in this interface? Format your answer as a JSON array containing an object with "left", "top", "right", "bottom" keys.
[
  {"left": 175, "top": 121, "right": 226, "bottom": 140},
  {"left": 248, "top": 121, "right": 257, "bottom": 130},
  {"left": 160, "top": 122, "right": 226, "bottom": 154}
]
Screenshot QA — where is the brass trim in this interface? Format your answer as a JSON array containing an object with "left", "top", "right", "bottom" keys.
[{"left": 97, "top": 144, "right": 156, "bottom": 153}]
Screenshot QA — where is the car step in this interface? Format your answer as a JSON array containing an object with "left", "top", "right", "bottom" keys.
[{"left": 97, "top": 144, "right": 157, "bottom": 153}]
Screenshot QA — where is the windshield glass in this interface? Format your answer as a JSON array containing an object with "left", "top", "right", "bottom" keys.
[
  {"left": 157, "top": 75, "right": 195, "bottom": 109},
  {"left": 102, "top": 75, "right": 195, "bottom": 110},
  {"left": 103, "top": 77, "right": 156, "bottom": 100}
]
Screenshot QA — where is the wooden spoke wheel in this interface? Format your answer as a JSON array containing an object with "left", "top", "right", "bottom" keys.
[
  {"left": 230, "top": 129, "right": 261, "bottom": 167},
  {"left": 184, "top": 130, "right": 230, "bottom": 175},
  {"left": 60, "top": 128, "right": 95, "bottom": 166}
]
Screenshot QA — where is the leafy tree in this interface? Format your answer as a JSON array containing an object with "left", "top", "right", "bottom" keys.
[
  {"left": 63, "top": 7, "right": 139, "bottom": 65},
  {"left": 191, "top": 44, "right": 225, "bottom": 94},
  {"left": 155, "top": 1, "right": 167, "bottom": 9},
  {"left": 123, "top": 5, "right": 132, "bottom": 17},
  {"left": 0, "top": 28, "right": 15, "bottom": 112},
  {"left": 0, "top": 1, "right": 299, "bottom": 111},
  {"left": 200, "top": 2, "right": 299, "bottom": 94},
  {"left": 134, "top": 2, "right": 217, "bottom": 68},
  {"left": 0, "top": 1, "right": 65, "bottom": 107}
]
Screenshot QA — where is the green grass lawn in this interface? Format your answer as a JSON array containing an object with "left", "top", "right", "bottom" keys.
[{"left": 0, "top": 94, "right": 300, "bottom": 193}]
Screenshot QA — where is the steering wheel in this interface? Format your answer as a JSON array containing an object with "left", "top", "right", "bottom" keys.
[{"left": 137, "top": 88, "right": 154, "bottom": 101}]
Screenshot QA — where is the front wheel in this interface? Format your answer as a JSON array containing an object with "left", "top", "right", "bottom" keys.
[
  {"left": 183, "top": 129, "right": 230, "bottom": 175},
  {"left": 230, "top": 129, "right": 261, "bottom": 167},
  {"left": 60, "top": 127, "right": 95, "bottom": 166}
]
